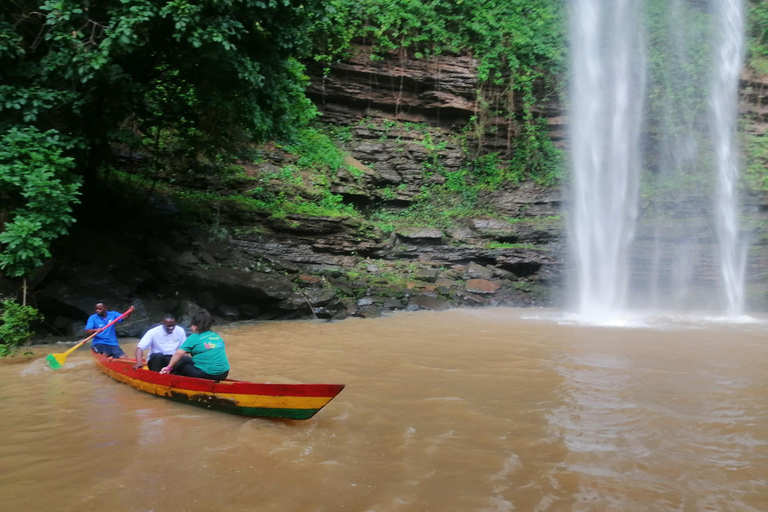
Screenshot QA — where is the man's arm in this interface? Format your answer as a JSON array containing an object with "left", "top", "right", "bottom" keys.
[
  {"left": 133, "top": 347, "right": 145, "bottom": 370},
  {"left": 84, "top": 315, "right": 100, "bottom": 336},
  {"left": 133, "top": 327, "right": 154, "bottom": 370}
]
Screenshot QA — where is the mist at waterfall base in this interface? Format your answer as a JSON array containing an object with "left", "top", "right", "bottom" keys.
[{"left": 568, "top": 0, "right": 749, "bottom": 324}]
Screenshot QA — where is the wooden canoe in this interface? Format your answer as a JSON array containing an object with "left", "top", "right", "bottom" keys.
[{"left": 92, "top": 352, "right": 345, "bottom": 419}]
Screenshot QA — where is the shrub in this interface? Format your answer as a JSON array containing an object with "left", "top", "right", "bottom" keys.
[{"left": 0, "top": 299, "right": 42, "bottom": 357}]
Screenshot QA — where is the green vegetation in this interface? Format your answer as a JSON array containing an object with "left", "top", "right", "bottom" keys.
[
  {"left": 748, "top": 0, "right": 768, "bottom": 74},
  {"left": 0, "top": 0, "right": 326, "bottom": 220},
  {"left": 744, "top": 131, "right": 768, "bottom": 191},
  {"left": 101, "top": 124, "right": 360, "bottom": 220},
  {"left": 486, "top": 242, "right": 540, "bottom": 250},
  {"left": 0, "top": 299, "right": 41, "bottom": 357},
  {"left": 0, "top": 127, "right": 81, "bottom": 299}
]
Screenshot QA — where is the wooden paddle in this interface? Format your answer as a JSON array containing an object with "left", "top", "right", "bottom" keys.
[{"left": 46, "top": 307, "right": 133, "bottom": 369}]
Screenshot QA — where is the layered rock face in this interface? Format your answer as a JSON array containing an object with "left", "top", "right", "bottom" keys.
[
  {"left": 307, "top": 45, "right": 479, "bottom": 130},
  {"left": 307, "top": 44, "right": 565, "bottom": 151}
]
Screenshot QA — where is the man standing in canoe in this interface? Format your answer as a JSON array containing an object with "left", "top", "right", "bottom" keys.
[
  {"left": 133, "top": 314, "right": 187, "bottom": 371},
  {"left": 84, "top": 301, "right": 134, "bottom": 359}
]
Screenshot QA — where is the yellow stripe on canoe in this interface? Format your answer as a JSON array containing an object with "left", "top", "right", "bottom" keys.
[{"left": 101, "top": 366, "right": 333, "bottom": 410}]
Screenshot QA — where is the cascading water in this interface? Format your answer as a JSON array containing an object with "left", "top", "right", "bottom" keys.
[
  {"left": 569, "top": 0, "right": 747, "bottom": 321},
  {"left": 711, "top": 0, "right": 747, "bottom": 317},
  {"left": 569, "top": 0, "right": 646, "bottom": 322}
]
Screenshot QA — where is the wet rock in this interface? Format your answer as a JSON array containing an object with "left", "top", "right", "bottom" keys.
[
  {"left": 110, "top": 265, "right": 159, "bottom": 294},
  {"left": 295, "top": 275, "right": 322, "bottom": 286},
  {"left": 185, "top": 267, "right": 294, "bottom": 301},
  {"left": 277, "top": 294, "right": 312, "bottom": 313},
  {"left": 256, "top": 310, "right": 284, "bottom": 321},
  {"left": 199, "top": 252, "right": 218, "bottom": 266},
  {"left": 408, "top": 294, "right": 450, "bottom": 311},
  {"left": 355, "top": 306, "right": 383, "bottom": 318},
  {"left": 396, "top": 227, "right": 444, "bottom": 244},
  {"left": 434, "top": 278, "right": 459, "bottom": 289},
  {"left": 480, "top": 184, "right": 562, "bottom": 219},
  {"left": 69, "top": 321, "right": 86, "bottom": 337},
  {"left": 465, "top": 279, "right": 502, "bottom": 294},
  {"left": 446, "top": 228, "right": 477, "bottom": 242},
  {"left": 414, "top": 268, "right": 439, "bottom": 282},
  {"left": 382, "top": 297, "right": 405, "bottom": 309},
  {"left": 175, "top": 251, "right": 200, "bottom": 266},
  {"left": 49, "top": 316, "right": 73, "bottom": 336},
  {"left": 175, "top": 300, "right": 205, "bottom": 328},
  {"left": 303, "top": 288, "right": 337, "bottom": 307},
  {"left": 118, "top": 319, "right": 152, "bottom": 338},
  {"left": 34, "top": 266, "right": 132, "bottom": 322},
  {"left": 465, "top": 262, "right": 494, "bottom": 280},
  {"left": 239, "top": 304, "right": 261, "bottom": 319},
  {"left": 496, "top": 256, "right": 544, "bottom": 278},
  {"left": 216, "top": 305, "right": 240, "bottom": 321},
  {"left": 197, "top": 291, "right": 218, "bottom": 311},
  {"left": 268, "top": 215, "right": 346, "bottom": 235},
  {"left": 456, "top": 291, "right": 490, "bottom": 306}
]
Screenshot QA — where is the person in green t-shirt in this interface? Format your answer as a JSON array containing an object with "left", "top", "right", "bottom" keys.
[{"left": 160, "top": 309, "right": 230, "bottom": 380}]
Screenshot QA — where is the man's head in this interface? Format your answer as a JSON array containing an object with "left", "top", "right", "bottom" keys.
[
  {"left": 95, "top": 302, "right": 108, "bottom": 317},
  {"left": 162, "top": 314, "right": 176, "bottom": 334}
]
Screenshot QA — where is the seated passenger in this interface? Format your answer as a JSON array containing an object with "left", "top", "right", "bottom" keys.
[
  {"left": 160, "top": 310, "right": 230, "bottom": 381},
  {"left": 133, "top": 314, "right": 187, "bottom": 371}
]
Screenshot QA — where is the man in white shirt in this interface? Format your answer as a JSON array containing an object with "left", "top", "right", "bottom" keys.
[{"left": 133, "top": 314, "right": 187, "bottom": 371}]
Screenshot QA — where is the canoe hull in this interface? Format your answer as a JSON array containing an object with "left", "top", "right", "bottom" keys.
[{"left": 93, "top": 352, "right": 344, "bottom": 419}]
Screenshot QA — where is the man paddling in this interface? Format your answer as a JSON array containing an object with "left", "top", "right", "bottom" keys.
[
  {"left": 84, "top": 301, "right": 134, "bottom": 359},
  {"left": 133, "top": 314, "right": 187, "bottom": 371}
]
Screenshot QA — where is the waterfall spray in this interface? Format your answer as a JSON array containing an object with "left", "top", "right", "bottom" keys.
[
  {"left": 711, "top": 0, "right": 747, "bottom": 317},
  {"left": 569, "top": 0, "right": 747, "bottom": 321},
  {"left": 569, "top": 0, "right": 646, "bottom": 321}
]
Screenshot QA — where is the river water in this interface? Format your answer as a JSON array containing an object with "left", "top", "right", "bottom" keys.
[{"left": 2, "top": 308, "right": 767, "bottom": 511}]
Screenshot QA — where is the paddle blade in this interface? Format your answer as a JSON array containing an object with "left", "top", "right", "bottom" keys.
[{"left": 46, "top": 353, "right": 65, "bottom": 370}]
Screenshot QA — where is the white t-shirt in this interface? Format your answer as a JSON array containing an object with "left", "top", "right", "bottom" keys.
[{"left": 137, "top": 325, "right": 187, "bottom": 356}]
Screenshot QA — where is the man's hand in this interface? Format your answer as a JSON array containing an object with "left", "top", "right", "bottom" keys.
[{"left": 133, "top": 360, "right": 143, "bottom": 371}]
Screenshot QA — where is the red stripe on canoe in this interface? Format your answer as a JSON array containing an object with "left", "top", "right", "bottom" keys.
[{"left": 93, "top": 353, "right": 345, "bottom": 398}]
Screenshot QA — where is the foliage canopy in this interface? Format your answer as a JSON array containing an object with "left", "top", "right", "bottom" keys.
[{"left": 0, "top": 0, "right": 325, "bottom": 280}]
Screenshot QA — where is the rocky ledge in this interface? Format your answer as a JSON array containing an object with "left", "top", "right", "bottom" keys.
[{"left": 4, "top": 201, "right": 565, "bottom": 342}]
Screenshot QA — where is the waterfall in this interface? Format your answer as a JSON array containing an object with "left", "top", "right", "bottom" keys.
[
  {"left": 569, "top": 0, "right": 747, "bottom": 320},
  {"left": 569, "top": 0, "right": 646, "bottom": 321},
  {"left": 711, "top": 0, "right": 747, "bottom": 317}
]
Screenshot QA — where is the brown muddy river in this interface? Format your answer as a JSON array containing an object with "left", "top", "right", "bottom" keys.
[{"left": 1, "top": 308, "right": 767, "bottom": 511}]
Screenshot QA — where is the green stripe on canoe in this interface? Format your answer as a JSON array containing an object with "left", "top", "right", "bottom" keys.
[{"left": 165, "top": 394, "right": 322, "bottom": 419}]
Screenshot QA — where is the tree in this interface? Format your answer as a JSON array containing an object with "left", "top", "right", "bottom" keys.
[
  {"left": 1, "top": 0, "right": 325, "bottom": 183},
  {"left": 0, "top": 127, "right": 81, "bottom": 303},
  {"left": 0, "top": 0, "right": 326, "bottom": 299}
]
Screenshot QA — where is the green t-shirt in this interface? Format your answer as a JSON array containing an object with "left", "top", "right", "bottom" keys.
[{"left": 180, "top": 331, "right": 230, "bottom": 375}]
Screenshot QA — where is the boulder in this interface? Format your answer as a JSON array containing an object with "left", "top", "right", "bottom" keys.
[
  {"left": 408, "top": 294, "right": 450, "bottom": 311},
  {"left": 465, "top": 279, "right": 502, "bottom": 294}
]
